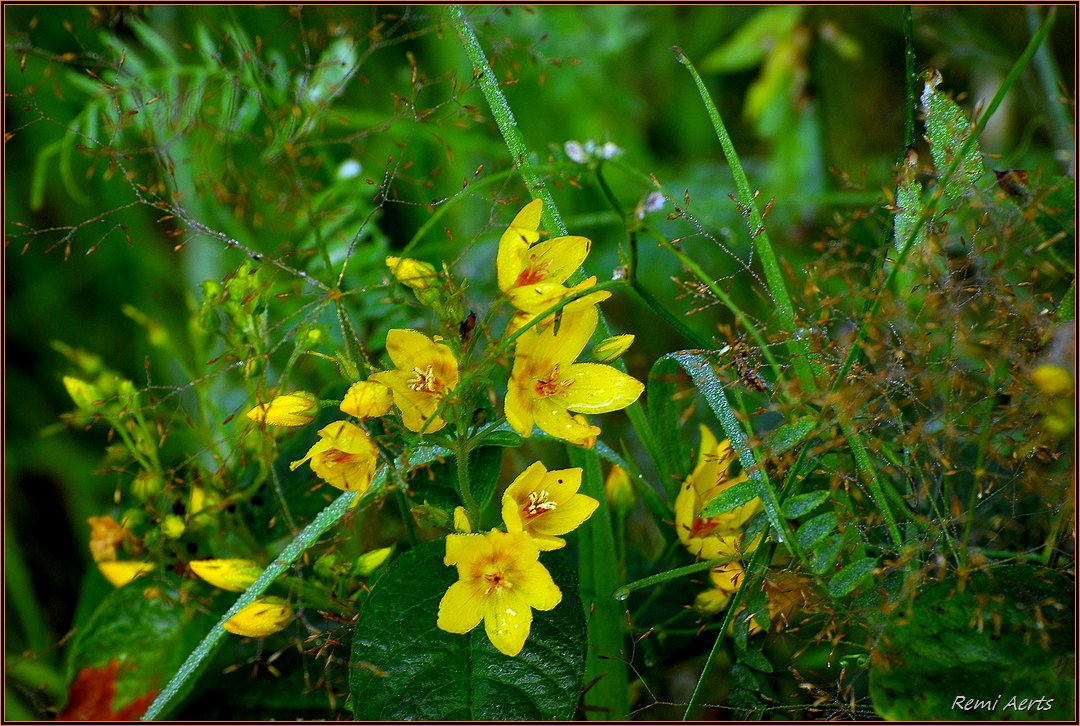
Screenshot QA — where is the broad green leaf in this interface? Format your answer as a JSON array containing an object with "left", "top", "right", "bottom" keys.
[
  {"left": 870, "top": 566, "right": 1074, "bottom": 721},
  {"left": 826, "top": 556, "right": 876, "bottom": 598},
  {"left": 922, "top": 68, "right": 986, "bottom": 204},
  {"left": 349, "top": 540, "right": 586, "bottom": 720},
  {"left": 62, "top": 582, "right": 217, "bottom": 719},
  {"left": 780, "top": 490, "right": 830, "bottom": 519},
  {"left": 700, "top": 478, "right": 758, "bottom": 518},
  {"left": 795, "top": 511, "right": 836, "bottom": 552}
]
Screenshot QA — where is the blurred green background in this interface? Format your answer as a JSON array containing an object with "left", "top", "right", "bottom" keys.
[{"left": 5, "top": 5, "right": 1073, "bottom": 718}]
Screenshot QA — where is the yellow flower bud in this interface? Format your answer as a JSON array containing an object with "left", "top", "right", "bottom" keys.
[
  {"left": 386, "top": 256, "right": 438, "bottom": 291},
  {"left": 453, "top": 506, "right": 472, "bottom": 533},
  {"left": 355, "top": 546, "right": 394, "bottom": 576},
  {"left": 592, "top": 334, "right": 635, "bottom": 363},
  {"left": 189, "top": 558, "right": 263, "bottom": 592},
  {"left": 162, "top": 514, "right": 186, "bottom": 540},
  {"left": 223, "top": 596, "right": 293, "bottom": 638},
  {"left": 98, "top": 561, "right": 155, "bottom": 588},
  {"left": 1032, "top": 364, "right": 1073, "bottom": 396},
  {"left": 246, "top": 391, "right": 319, "bottom": 427},
  {"left": 604, "top": 465, "right": 635, "bottom": 518},
  {"left": 62, "top": 376, "right": 99, "bottom": 410},
  {"left": 340, "top": 380, "right": 394, "bottom": 420}
]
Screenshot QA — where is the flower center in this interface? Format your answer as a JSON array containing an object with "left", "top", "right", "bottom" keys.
[
  {"left": 524, "top": 490, "right": 558, "bottom": 521},
  {"left": 407, "top": 364, "right": 440, "bottom": 393},
  {"left": 514, "top": 258, "right": 551, "bottom": 287},
  {"left": 482, "top": 568, "right": 512, "bottom": 595},
  {"left": 689, "top": 517, "right": 720, "bottom": 539},
  {"left": 324, "top": 449, "right": 364, "bottom": 465},
  {"left": 534, "top": 364, "right": 575, "bottom": 398}
]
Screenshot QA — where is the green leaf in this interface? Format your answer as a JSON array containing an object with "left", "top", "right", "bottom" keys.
[
  {"left": 795, "top": 511, "right": 836, "bottom": 552},
  {"left": 63, "top": 581, "right": 217, "bottom": 718},
  {"left": 349, "top": 540, "right": 586, "bottom": 720},
  {"left": 646, "top": 362, "right": 690, "bottom": 495},
  {"left": 893, "top": 147, "right": 927, "bottom": 257},
  {"left": 825, "top": 556, "right": 875, "bottom": 598},
  {"left": 781, "top": 490, "right": 830, "bottom": 519},
  {"left": 808, "top": 533, "right": 845, "bottom": 575},
  {"left": 738, "top": 647, "right": 773, "bottom": 674},
  {"left": 473, "top": 425, "right": 524, "bottom": 449},
  {"left": 922, "top": 68, "right": 986, "bottom": 204},
  {"left": 765, "top": 416, "right": 816, "bottom": 457},
  {"left": 870, "top": 566, "right": 1074, "bottom": 720},
  {"left": 700, "top": 479, "right": 758, "bottom": 518}
]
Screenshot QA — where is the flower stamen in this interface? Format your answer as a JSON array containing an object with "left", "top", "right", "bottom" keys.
[
  {"left": 407, "top": 364, "right": 440, "bottom": 393},
  {"left": 534, "top": 365, "right": 575, "bottom": 398},
  {"left": 524, "top": 490, "right": 558, "bottom": 520}
]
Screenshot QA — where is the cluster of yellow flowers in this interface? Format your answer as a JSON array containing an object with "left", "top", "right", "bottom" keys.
[
  {"left": 233, "top": 200, "right": 641, "bottom": 650},
  {"left": 675, "top": 426, "right": 808, "bottom": 635}
]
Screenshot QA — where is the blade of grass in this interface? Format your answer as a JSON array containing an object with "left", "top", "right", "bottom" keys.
[{"left": 671, "top": 46, "right": 819, "bottom": 390}]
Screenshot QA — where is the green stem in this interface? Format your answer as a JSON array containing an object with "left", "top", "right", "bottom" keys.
[
  {"left": 456, "top": 434, "right": 479, "bottom": 527},
  {"left": 613, "top": 557, "right": 734, "bottom": 600},
  {"left": 903, "top": 6, "right": 916, "bottom": 149}
]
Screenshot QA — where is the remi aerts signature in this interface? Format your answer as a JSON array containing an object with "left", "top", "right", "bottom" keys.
[{"left": 952, "top": 695, "right": 1056, "bottom": 713}]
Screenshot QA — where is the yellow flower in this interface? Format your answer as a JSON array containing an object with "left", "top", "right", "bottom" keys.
[
  {"left": 694, "top": 560, "right": 745, "bottom": 614},
  {"left": 674, "top": 426, "right": 760, "bottom": 560},
  {"left": 505, "top": 305, "right": 643, "bottom": 442},
  {"left": 453, "top": 506, "right": 473, "bottom": 533},
  {"left": 340, "top": 380, "right": 394, "bottom": 420},
  {"left": 497, "top": 199, "right": 607, "bottom": 314},
  {"left": 290, "top": 420, "right": 378, "bottom": 492},
  {"left": 370, "top": 329, "right": 460, "bottom": 433},
  {"left": 189, "top": 558, "right": 263, "bottom": 592},
  {"left": 1032, "top": 364, "right": 1073, "bottom": 396},
  {"left": 97, "top": 561, "right": 155, "bottom": 588},
  {"left": 246, "top": 391, "right": 319, "bottom": 427},
  {"left": 501, "top": 462, "right": 598, "bottom": 551},
  {"left": 437, "top": 529, "right": 561, "bottom": 657},
  {"left": 223, "top": 596, "right": 293, "bottom": 638}
]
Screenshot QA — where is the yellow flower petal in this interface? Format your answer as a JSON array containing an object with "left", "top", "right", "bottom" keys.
[
  {"left": 189, "top": 558, "right": 263, "bottom": 592},
  {"left": 223, "top": 596, "right": 293, "bottom": 638},
  {"left": 563, "top": 362, "right": 645, "bottom": 414},
  {"left": 497, "top": 199, "right": 544, "bottom": 292},
  {"left": 483, "top": 589, "right": 533, "bottom": 657},
  {"left": 592, "top": 334, "right": 635, "bottom": 363},
  {"left": 437, "top": 579, "right": 486, "bottom": 634},
  {"left": 453, "top": 506, "right": 473, "bottom": 533},
  {"left": 98, "top": 561, "right": 154, "bottom": 588}
]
